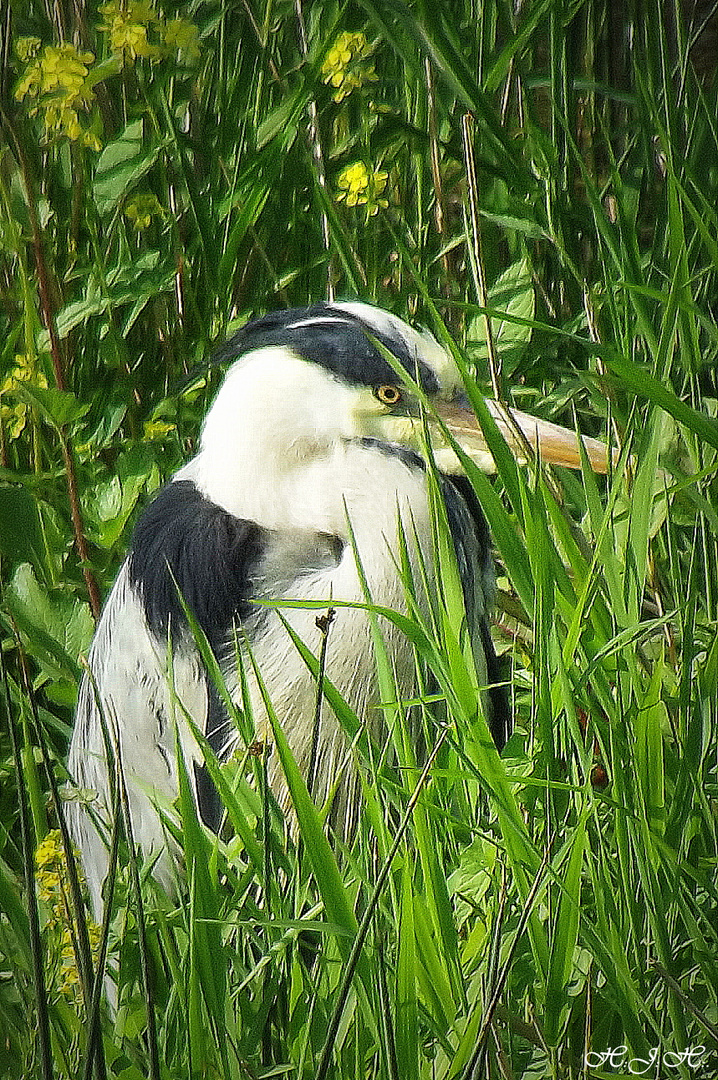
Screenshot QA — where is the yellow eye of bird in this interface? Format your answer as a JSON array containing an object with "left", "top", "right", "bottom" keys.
[{"left": 374, "top": 384, "right": 402, "bottom": 406}]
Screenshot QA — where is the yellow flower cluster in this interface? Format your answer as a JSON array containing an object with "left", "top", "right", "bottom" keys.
[
  {"left": 143, "top": 419, "right": 176, "bottom": 441},
  {"left": 59, "top": 921, "right": 102, "bottom": 995},
  {"left": 35, "top": 829, "right": 102, "bottom": 1000},
  {"left": 99, "top": 0, "right": 159, "bottom": 61},
  {"left": 14, "top": 5, "right": 200, "bottom": 145},
  {"left": 321, "top": 31, "right": 377, "bottom": 103},
  {"left": 336, "top": 161, "right": 389, "bottom": 215},
  {"left": 14, "top": 39, "right": 101, "bottom": 150},
  {"left": 0, "top": 354, "right": 48, "bottom": 440},
  {"left": 323, "top": 32, "right": 390, "bottom": 215},
  {"left": 124, "top": 192, "right": 163, "bottom": 230},
  {"left": 163, "top": 17, "right": 202, "bottom": 64},
  {"left": 15, "top": 36, "right": 42, "bottom": 62},
  {"left": 99, "top": 1, "right": 200, "bottom": 66},
  {"left": 35, "top": 829, "right": 73, "bottom": 915}
]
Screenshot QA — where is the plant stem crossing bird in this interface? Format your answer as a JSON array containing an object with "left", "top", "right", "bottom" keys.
[{"left": 68, "top": 301, "right": 611, "bottom": 913}]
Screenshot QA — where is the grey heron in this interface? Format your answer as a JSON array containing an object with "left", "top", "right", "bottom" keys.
[{"left": 68, "top": 301, "right": 611, "bottom": 913}]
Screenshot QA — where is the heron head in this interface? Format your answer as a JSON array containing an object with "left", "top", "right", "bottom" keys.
[{"left": 202, "top": 300, "right": 614, "bottom": 480}]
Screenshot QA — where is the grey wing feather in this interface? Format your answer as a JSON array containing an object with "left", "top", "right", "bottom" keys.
[{"left": 67, "top": 561, "right": 208, "bottom": 914}]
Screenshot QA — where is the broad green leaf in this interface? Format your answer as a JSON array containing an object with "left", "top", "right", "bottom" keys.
[
  {"left": 467, "top": 256, "right": 536, "bottom": 371},
  {"left": 93, "top": 120, "right": 166, "bottom": 216},
  {"left": 5, "top": 563, "right": 93, "bottom": 685},
  {"left": 0, "top": 486, "right": 45, "bottom": 571},
  {"left": 12, "top": 385, "right": 90, "bottom": 429}
]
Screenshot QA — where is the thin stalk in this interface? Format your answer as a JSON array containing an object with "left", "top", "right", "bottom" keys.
[
  {"left": 15, "top": 637, "right": 106, "bottom": 1080},
  {"left": 114, "top": 741, "right": 161, "bottom": 1080},
  {"left": 461, "top": 112, "right": 500, "bottom": 399},
  {"left": 461, "top": 835, "right": 555, "bottom": 1080},
  {"left": 295, "top": 0, "right": 334, "bottom": 300},
  {"left": 307, "top": 608, "right": 336, "bottom": 800},
  {"left": 1, "top": 639, "right": 53, "bottom": 1080},
  {"left": 315, "top": 727, "right": 449, "bottom": 1080}
]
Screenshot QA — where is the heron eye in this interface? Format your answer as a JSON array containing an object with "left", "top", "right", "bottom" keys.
[{"left": 375, "top": 384, "right": 402, "bottom": 406}]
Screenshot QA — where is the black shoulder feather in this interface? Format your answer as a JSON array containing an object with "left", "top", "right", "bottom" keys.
[{"left": 128, "top": 480, "right": 267, "bottom": 651}]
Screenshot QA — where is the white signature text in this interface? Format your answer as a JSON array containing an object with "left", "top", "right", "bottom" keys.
[{"left": 585, "top": 1046, "right": 708, "bottom": 1074}]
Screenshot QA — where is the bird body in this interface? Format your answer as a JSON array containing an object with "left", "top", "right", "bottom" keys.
[{"left": 68, "top": 301, "right": 600, "bottom": 913}]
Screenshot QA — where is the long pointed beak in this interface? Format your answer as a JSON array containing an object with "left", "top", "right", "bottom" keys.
[{"left": 435, "top": 396, "right": 617, "bottom": 475}]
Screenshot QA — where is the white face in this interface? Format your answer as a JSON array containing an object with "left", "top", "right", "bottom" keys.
[
  {"left": 187, "top": 344, "right": 436, "bottom": 535},
  {"left": 201, "top": 348, "right": 361, "bottom": 462}
]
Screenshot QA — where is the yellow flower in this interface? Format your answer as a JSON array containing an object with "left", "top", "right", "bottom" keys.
[
  {"left": 337, "top": 161, "right": 367, "bottom": 205},
  {"left": 336, "top": 161, "right": 389, "bottom": 214},
  {"left": 15, "top": 43, "right": 92, "bottom": 105},
  {"left": 44, "top": 102, "right": 81, "bottom": 139},
  {"left": 124, "top": 193, "right": 163, "bottom": 230},
  {"left": 99, "top": 0, "right": 159, "bottom": 26},
  {"left": 116, "top": 22, "right": 156, "bottom": 59},
  {"left": 15, "top": 36, "right": 42, "bottom": 62},
  {"left": 14, "top": 42, "right": 100, "bottom": 148},
  {"left": 143, "top": 419, "right": 176, "bottom": 441},
  {"left": 58, "top": 920, "right": 102, "bottom": 996},
  {"left": 41, "top": 44, "right": 94, "bottom": 96},
  {"left": 1, "top": 403, "right": 27, "bottom": 440},
  {"left": 83, "top": 131, "right": 103, "bottom": 152},
  {"left": 1, "top": 354, "right": 49, "bottom": 440},
  {"left": 35, "top": 830, "right": 64, "bottom": 865},
  {"left": 35, "top": 830, "right": 105, "bottom": 1002},
  {"left": 99, "top": 0, "right": 161, "bottom": 62},
  {"left": 3, "top": 352, "right": 47, "bottom": 386},
  {"left": 321, "top": 31, "right": 378, "bottom": 103},
  {"left": 163, "top": 18, "right": 201, "bottom": 64},
  {"left": 35, "top": 829, "right": 71, "bottom": 913}
]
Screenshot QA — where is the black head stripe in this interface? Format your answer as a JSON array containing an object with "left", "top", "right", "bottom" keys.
[{"left": 213, "top": 303, "right": 440, "bottom": 394}]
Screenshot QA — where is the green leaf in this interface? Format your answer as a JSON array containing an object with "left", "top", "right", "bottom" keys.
[
  {"left": 467, "top": 256, "right": 536, "bottom": 371},
  {"left": 606, "top": 358, "right": 718, "bottom": 451},
  {"left": 83, "top": 449, "right": 155, "bottom": 549},
  {"left": 43, "top": 254, "right": 175, "bottom": 345},
  {"left": 12, "top": 385, "right": 90, "bottom": 429},
  {"left": 46, "top": 296, "right": 111, "bottom": 342},
  {"left": 395, "top": 864, "right": 419, "bottom": 1080},
  {"left": 174, "top": 728, "right": 230, "bottom": 1071},
  {"left": 93, "top": 119, "right": 166, "bottom": 217},
  {"left": 544, "top": 817, "right": 587, "bottom": 1045},
  {"left": 244, "top": 640, "right": 370, "bottom": 984},
  {"left": 256, "top": 95, "right": 301, "bottom": 150},
  {"left": 4, "top": 563, "right": 94, "bottom": 685},
  {"left": 0, "top": 486, "right": 45, "bottom": 571},
  {"left": 635, "top": 657, "right": 667, "bottom": 839}
]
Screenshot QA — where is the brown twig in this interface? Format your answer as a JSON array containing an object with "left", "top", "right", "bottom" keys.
[
  {"left": 0, "top": 104, "right": 101, "bottom": 619},
  {"left": 426, "top": 56, "right": 452, "bottom": 297},
  {"left": 295, "top": 0, "right": 334, "bottom": 300},
  {"left": 650, "top": 960, "right": 718, "bottom": 1043},
  {"left": 461, "top": 112, "right": 501, "bottom": 399}
]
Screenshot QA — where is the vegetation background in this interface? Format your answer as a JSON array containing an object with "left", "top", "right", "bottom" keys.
[{"left": 0, "top": 0, "right": 717, "bottom": 1077}]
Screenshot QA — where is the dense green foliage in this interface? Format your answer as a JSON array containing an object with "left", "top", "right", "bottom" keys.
[{"left": 1, "top": 1, "right": 717, "bottom": 1077}]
